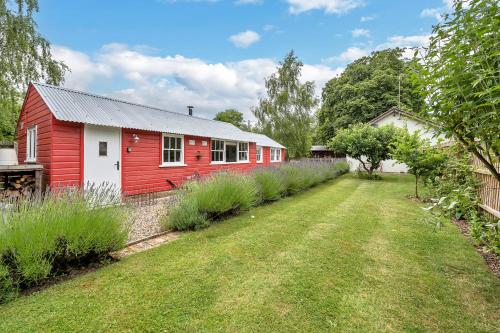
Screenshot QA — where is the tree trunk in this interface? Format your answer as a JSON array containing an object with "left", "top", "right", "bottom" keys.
[{"left": 415, "top": 174, "right": 419, "bottom": 198}]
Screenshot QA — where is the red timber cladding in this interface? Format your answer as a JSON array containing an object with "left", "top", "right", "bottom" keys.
[
  {"left": 121, "top": 129, "right": 282, "bottom": 195},
  {"left": 17, "top": 85, "right": 53, "bottom": 184},
  {"left": 50, "top": 120, "right": 83, "bottom": 188}
]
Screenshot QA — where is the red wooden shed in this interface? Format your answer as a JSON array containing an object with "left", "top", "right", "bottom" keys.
[{"left": 17, "top": 83, "right": 286, "bottom": 195}]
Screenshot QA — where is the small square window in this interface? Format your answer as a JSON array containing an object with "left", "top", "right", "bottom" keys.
[{"left": 99, "top": 141, "right": 107, "bottom": 156}]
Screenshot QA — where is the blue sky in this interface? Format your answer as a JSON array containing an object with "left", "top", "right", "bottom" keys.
[{"left": 36, "top": 0, "right": 451, "bottom": 120}]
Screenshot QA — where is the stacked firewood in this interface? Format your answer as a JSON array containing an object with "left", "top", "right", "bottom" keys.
[{"left": 0, "top": 174, "right": 36, "bottom": 199}]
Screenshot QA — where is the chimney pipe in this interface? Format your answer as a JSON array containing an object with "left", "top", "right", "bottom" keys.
[{"left": 187, "top": 106, "right": 194, "bottom": 116}]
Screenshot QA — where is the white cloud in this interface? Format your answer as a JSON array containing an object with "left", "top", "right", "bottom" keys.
[
  {"left": 420, "top": 7, "right": 445, "bottom": 20},
  {"left": 351, "top": 28, "right": 370, "bottom": 37},
  {"left": 325, "top": 47, "right": 369, "bottom": 63},
  {"left": 378, "top": 34, "right": 431, "bottom": 49},
  {"left": 302, "top": 64, "right": 344, "bottom": 93},
  {"left": 228, "top": 30, "right": 261, "bottom": 48},
  {"left": 325, "top": 33, "right": 431, "bottom": 65},
  {"left": 420, "top": 0, "right": 468, "bottom": 21},
  {"left": 287, "top": 0, "right": 364, "bottom": 15},
  {"left": 360, "top": 15, "right": 375, "bottom": 22},
  {"left": 51, "top": 45, "right": 112, "bottom": 90},
  {"left": 55, "top": 44, "right": 340, "bottom": 120}
]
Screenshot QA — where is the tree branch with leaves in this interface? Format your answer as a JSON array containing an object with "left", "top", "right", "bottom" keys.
[
  {"left": 328, "top": 123, "right": 397, "bottom": 177},
  {"left": 413, "top": 0, "right": 499, "bottom": 180},
  {"left": 0, "top": 0, "right": 68, "bottom": 141}
]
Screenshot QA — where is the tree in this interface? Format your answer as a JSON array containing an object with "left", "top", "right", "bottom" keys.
[
  {"left": 316, "top": 48, "right": 424, "bottom": 144},
  {"left": 0, "top": 0, "right": 68, "bottom": 141},
  {"left": 413, "top": 0, "right": 499, "bottom": 180},
  {"left": 253, "top": 51, "right": 318, "bottom": 159},
  {"left": 328, "top": 123, "right": 397, "bottom": 176},
  {"left": 391, "top": 129, "right": 447, "bottom": 198},
  {"left": 214, "top": 109, "right": 246, "bottom": 129}
]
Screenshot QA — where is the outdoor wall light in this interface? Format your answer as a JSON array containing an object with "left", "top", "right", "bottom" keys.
[{"left": 196, "top": 151, "right": 203, "bottom": 160}]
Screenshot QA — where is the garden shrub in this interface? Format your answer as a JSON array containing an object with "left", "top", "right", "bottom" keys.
[
  {"left": 164, "top": 198, "right": 209, "bottom": 231},
  {"left": 253, "top": 168, "right": 285, "bottom": 203},
  {"left": 0, "top": 186, "right": 127, "bottom": 292},
  {"left": 0, "top": 263, "right": 16, "bottom": 304},
  {"left": 424, "top": 145, "right": 499, "bottom": 254},
  {"left": 280, "top": 161, "right": 349, "bottom": 194},
  {"left": 280, "top": 164, "right": 311, "bottom": 194},
  {"left": 191, "top": 173, "right": 257, "bottom": 219},
  {"left": 167, "top": 161, "right": 349, "bottom": 232},
  {"left": 332, "top": 161, "right": 350, "bottom": 177}
]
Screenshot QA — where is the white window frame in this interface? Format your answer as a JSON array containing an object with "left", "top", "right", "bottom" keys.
[
  {"left": 26, "top": 126, "right": 37, "bottom": 162},
  {"left": 256, "top": 146, "right": 263, "bottom": 163},
  {"left": 211, "top": 139, "right": 225, "bottom": 162},
  {"left": 238, "top": 142, "right": 249, "bottom": 162},
  {"left": 160, "top": 133, "right": 185, "bottom": 167},
  {"left": 210, "top": 138, "right": 250, "bottom": 164},
  {"left": 271, "top": 148, "right": 281, "bottom": 162}
]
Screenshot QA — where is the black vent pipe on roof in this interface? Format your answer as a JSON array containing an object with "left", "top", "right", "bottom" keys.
[{"left": 187, "top": 106, "right": 194, "bottom": 116}]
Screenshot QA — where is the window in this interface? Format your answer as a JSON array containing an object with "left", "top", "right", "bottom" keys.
[
  {"left": 225, "top": 143, "right": 237, "bottom": 162},
  {"left": 211, "top": 139, "right": 250, "bottom": 164},
  {"left": 162, "top": 134, "right": 184, "bottom": 165},
  {"left": 211, "top": 139, "right": 224, "bottom": 162},
  {"left": 271, "top": 148, "right": 281, "bottom": 162},
  {"left": 256, "top": 146, "right": 263, "bottom": 163},
  {"left": 238, "top": 142, "right": 248, "bottom": 162},
  {"left": 99, "top": 142, "right": 107, "bottom": 156},
  {"left": 26, "top": 126, "right": 37, "bottom": 162}
]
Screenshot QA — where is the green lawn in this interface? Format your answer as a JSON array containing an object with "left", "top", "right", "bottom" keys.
[{"left": 1, "top": 174, "right": 498, "bottom": 332}]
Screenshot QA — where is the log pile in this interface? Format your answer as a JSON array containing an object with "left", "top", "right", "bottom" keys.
[{"left": 0, "top": 173, "right": 36, "bottom": 200}]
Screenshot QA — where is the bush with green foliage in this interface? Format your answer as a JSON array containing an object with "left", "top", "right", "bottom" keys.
[
  {"left": 391, "top": 129, "right": 447, "bottom": 198},
  {"left": 166, "top": 173, "right": 257, "bottom": 231},
  {"left": 253, "top": 168, "right": 285, "bottom": 203},
  {"left": 0, "top": 263, "right": 15, "bottom": 303},
  {"left": 189, "top": 173, "right": 258, "bottom": 219},
  {"left": 423, "top": 144, "right": 499, "bottom": 254},
  {"left": 0, "top": 186, "right": 127, "bottom": 301},
  {"left": 165, "top": 162, "right": 350, "bottom": 231},
  {"left": 165, "top": 198, "right": 209, "bottom": 231}
]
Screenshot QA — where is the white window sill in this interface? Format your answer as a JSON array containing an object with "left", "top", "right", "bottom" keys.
[
  {"left": 257, "top": 161, "right": 263, "bottom": 164},
  {"left": 159, "top": 163, "right": 187, "bottom": 168},
  {"left": 270, "top": 160, "right": 281, "bottom": 163},
  {"left": 210, "top": 161, "right": 249, "bottom": 165},
  {"left": 24, "top": 159, "right": 36, "bottom": 163}
]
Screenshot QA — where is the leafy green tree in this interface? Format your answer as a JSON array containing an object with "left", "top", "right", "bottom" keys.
[
  {"left": 414, "top": 0, "right": 499, "bottom": 180},
  {"left": 328, "top": 123, "right": 397, "bottom": 176},
  {"left": 391, "top": 129, "right": 447, "bottom": 198},
  {"left": 316, "top": 48, "right": 424, "bottom": 143},
  {"left": 253, "top": 51, "right": 318, "bottom": 159},
  {"left": 0, "top": 0, "right": 68, "bottom": 141},
  {"left": 214, "top": 109, "right": 246, "bottom": 129}
]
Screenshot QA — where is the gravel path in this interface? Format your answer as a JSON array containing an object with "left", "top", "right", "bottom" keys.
[{"left": 125, "top": 195, "right": 177, "bottom": 243}]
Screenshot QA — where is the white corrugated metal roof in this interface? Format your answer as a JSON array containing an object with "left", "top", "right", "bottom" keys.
[
  {"left": 244, "top": 132, "right": 285, "bottom": 149},
  {"left": 310, "top": 145, "right": 330, "bottom": 151},
  {"left": 32, "top": 82, "right": 285, "bottom": 148}
]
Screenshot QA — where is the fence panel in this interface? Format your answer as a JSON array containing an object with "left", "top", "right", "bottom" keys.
[{"left": 471, "top": 155, "right": 500, "bottom": 219}]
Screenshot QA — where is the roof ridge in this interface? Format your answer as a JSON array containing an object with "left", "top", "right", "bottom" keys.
[{"left": 31, "top": 82, "right": 243, "bottom": 130}]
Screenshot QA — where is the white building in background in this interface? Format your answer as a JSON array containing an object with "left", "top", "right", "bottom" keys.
[{"left": 347, "top": 106, "right": 447, "bottom": 173}]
